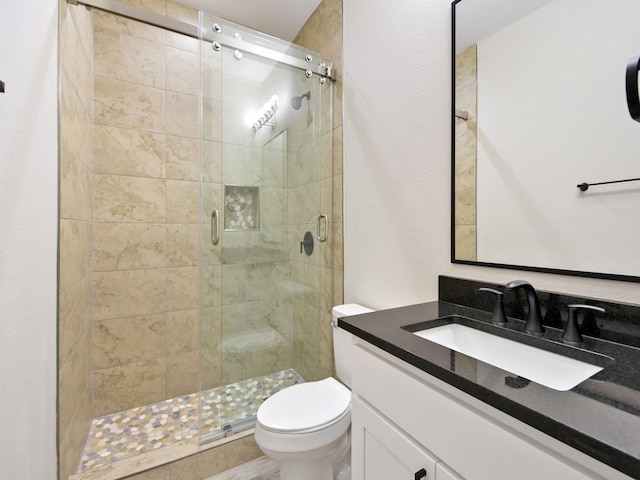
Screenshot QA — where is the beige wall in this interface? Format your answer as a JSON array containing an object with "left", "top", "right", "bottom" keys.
[
  {"left": 58, "top": 1, "right": 95, "bottom": 478},
  {"left": 294, "top": 0, "right": 344, "bottom": 379},
  {"left": 454, "top": 44, "right": 477, "bottom": 261},
  {"left": 90, "top": 0, "right": 204, "bottom": 417}
]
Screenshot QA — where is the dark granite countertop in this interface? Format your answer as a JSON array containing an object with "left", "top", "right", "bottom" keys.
[{"left": 339, "top": 300, "right": 640, "bottom": 479}]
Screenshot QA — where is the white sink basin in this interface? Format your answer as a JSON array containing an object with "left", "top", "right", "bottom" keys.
[{"left": 412, "top": 323, "right": 605, "bottom": 391}]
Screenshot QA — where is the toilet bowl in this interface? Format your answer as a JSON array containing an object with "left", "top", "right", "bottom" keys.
[{"left": 254, "top": 304, "right": 374, "bottom": 480}]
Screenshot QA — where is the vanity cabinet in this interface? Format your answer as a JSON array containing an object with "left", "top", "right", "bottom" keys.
[
  {"left": 352, "top": 396, "right": 463, "bottom": 480},
  {"left": 351, "top": 339, "right": 632, "bottom": 480}
]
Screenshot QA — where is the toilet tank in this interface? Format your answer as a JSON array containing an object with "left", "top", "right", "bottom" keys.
[{"left": 332, "top": 304, "right": 374, "bottom": 388}]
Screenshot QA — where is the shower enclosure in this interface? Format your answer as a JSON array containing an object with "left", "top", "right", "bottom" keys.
[
  {"left": 58, "top": 0, "right": 335, "bottom": 476},
  {"left": 197, "top": 12, "right": 333, "bottom": 442}
]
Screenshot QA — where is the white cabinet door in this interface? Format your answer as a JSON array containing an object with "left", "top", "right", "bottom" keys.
[
  {"left": 351, "top": 396, "right": 438, "bottom": 480},
  {"left": 436, "top": 462, "right": 465, "bottom": 480}
]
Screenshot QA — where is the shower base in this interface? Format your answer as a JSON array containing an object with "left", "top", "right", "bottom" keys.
[{"left": 76, "top": 369, "right": 303, "bottom": 476}]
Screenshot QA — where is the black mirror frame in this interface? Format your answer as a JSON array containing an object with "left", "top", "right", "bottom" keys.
[{"left": 449, "top": 0, "right": 640, "bottom": 284}]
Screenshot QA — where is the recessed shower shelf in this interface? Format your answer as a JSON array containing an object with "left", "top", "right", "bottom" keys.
[{"left": 224, "top": 185, "right": 260, "bottom": 231}]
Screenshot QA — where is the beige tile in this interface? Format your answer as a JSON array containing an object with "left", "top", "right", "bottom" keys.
[
  {"left": 166, "top": 92, "right": 199, "bottom": 138},
  {"left": 203, "top": 98, "right": 222, "bottom": 142},
  {"left": 201, "top": 347, "right": 222, "bottom": 391},
  {"left": 59, "top": 277, "right": 91, "bottom": 367},
  {"left": 94, "top": 174, "right": 166, "bottom": 223},
  {"left": 332, "top": 222, "right": 343, "bottom": 271},
  {"left": 95, "top": 75, "right": 166, "bottom": 133},
  {"left": 456, "top": 44, "right": 477, "bottom": 89},
  {"left": 455, "top": 225, "right": 477, "bottom": 261},
  {"left": 201, "top": 307, "right": 222, "bottom": 350},
  {"left": 166, "top": 266, "right": 199, "bottom": 312},
  {"left": 60, "top": 70, "right": 92, "bottom": 164},
  {"left": 167, "top": 1, "right": 198, "bottom": 24},
  {"left": 171, "top": 435, "right": 262, "bottom": 480},
  {"left": 94, "top": 223, "right": 166, "bottom": 271},
  {"left": 59, "top": 383, "right": 91, "bottom": 480},
  {"left": 166, "top": 179, "right": 199, "bottom": 224},
  {"left": 58, "top": 332, "right": 90, "bottom": 439},
  {"left": 60, "top": 144, "right": 92, "bottom": 222},
  {"left": 332, "top": 125, "right": 343, "bottom": 175},
  {"left": 454, "top": 187, "right": 476, "bottom": 225},
  {"left": 167, "top": 224, "right": 199, "bottom": 266},
  {"left": 455, "top": 153, "right": 476, "bottom": 192},
  {"left": 93, "top": 358, "right": 166, "bottom": 416},
  {"left": 94, "top": 268, "right": 166, "bottom": 320},
  {"left": 59, "top": 219, "right": 91, "bottom": 292},
  {"left": 167, "top": 135, "right": 199, "bottom": 181},
  {"left": 95, "top": 28, "right": 166, "bottom": 88},
  {"left": 166, "top": 309, "right": 199, "bottom": 355},
  {"left": 332, "top": 174, "right": 343, "bottom": 223},
  {"left": 202, "top": 54, "right": 222, "bottom": 101},
  {"left": 202, "top": 140, "right": 222, "bottom": 183},
  {"left": 93, "top": 314, "right": 166, "bottom": 369},
  {"left": 167, "top": 47, "right": 199, "bottom": 96},
  {"left": 166, "top": 351, "right": 199, "bottom": 398},
  {"left": 94, "top": 125, "right": 166, "bottom": 178},
  {"left": 202, "top": 264, "right": 222, "bottom": 308},
  {"left": 60, "top": 4, "right": 93, "bottom": 114},
  {"left": 455, "top": 116, "right": 477, "bottom": 158},
  {"left": 121, "top": 464, "right": 173, "bottom": 480},
  {"left": 93, "top": 9, "right": 166, "bottom": 44}
]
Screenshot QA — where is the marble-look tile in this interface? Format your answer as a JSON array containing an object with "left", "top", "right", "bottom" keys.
[
  {"left": 456, "top": 82, "right": 477, "bottom": 120},
  {"left": 94, "top": 125, "right": 165, "bottom": 178},
  {"left": 166, "top": 352, "right": 199, "bottom": 398},
  {"left": 260, "top": 187, "right": 285, "bottom": 226},
  {"left": 60, "top": 144, "right": 92, "bottom": 222},
  {"left": 167, "top": 47, "right": 199, "bottom": 96},
  {"left": 166, "top": 92, "right": 199, "bottom": 138},
  {"left": 455, "top": 151, "right": 476, "bottom": 186},
  {"left": 94, "top": 174, "right": 166, "bottom": 223},
  {"left": 203, "top": 97, "right": 222, "bottom": 142},
  {"left": 166, "top": 179, "right": 199, "bottom": 223},
  {"left": 202, "top": 264, "right": 222, "bottom": 308},
  {"left": 332, "top": 222, "right": 343, "bottom": 271},
  {"left": 202, "top": 141, "right": 222, "bottom": 183},
  {"left": 59, "top": 382, "right": 92, "bottom": 480},
  {"left": 201, "top": 307, "right": 222, "bottom": 351},
  {"left": 93, "top": 9, "right": 166, "bottom": 44},
  {"left": 201, "top": 347, "right": 222, "bottom": 391},
  {"left": 92, "top": 358, "right": 166, "bottom": 416},
  {"left": 59, "top": 277, "right": 92, "bottom": 367},
  {"left": 60, "top": 70, "right": 92, "bottom": 164},
  {"left": 93, "top": 314, "right": 166, "bottom": 369},
  {"left": 94, "top": 28, "right": 166, "bottom": 88},
  {"left": 59, "top": 333, "right": 90, "bottom": 442},
  {"left": 166, "top": 266, "right": 199, "bottom": 312},
  {"left": 167, "top": 135, "right": 199, "bottom": 181},
  {"left": 455, "top": 225, "right": 477, "bottom": 261},
  {"left": 454, "top": 187, "right": 476, "bottom": 225},
  {"left": 202, "top": 54, "right": 222, "bottom": 101},
  {"left": 456, "top": 44, "right": 477, "bottom": 89},
  {"left": 167, "top": 0, "right": 198, "bottom": 24},
  {"left": 167, "top": 224, "right": 199, "bottom": 267},
  {"left": 166, "top": 30, "right": 200, "bottom": 54},
  {"left": 455, "top": 116, "right": 477, "bottom": 159},
  {"left": 204, "top": 456, "right": 279, "bottom": 480},
  {"left": 59, "top": 219, "right": 91, "bottom": 292},
  {"left": 94, "top": 268, "right": 166, "bottom": 321},
  {"left": 60, "top": 4, "right": 93, "bottom": 114},
  {"left": 94, "top": 223, "right": 165, "bottom": 271},
  {"left": 166, "top": 309, "right": 199, "bottom": 355},
  {"left": 95, "top": 76, "right": 166, "bottom": 133},
  {"left": 332, "top": 125, "right": 343, "bottom": 175},
  {"left": 171, "top": 435, "right": 262, "bottom": 480}
]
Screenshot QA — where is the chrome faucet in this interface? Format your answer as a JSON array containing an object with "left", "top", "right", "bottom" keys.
[{"left": 505, "top": 280, "right": 545, "bottom": 335}]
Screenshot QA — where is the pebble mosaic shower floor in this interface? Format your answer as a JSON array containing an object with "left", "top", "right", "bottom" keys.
[{"left": 78, "top": 369, "right": 303, "bottom": 473}]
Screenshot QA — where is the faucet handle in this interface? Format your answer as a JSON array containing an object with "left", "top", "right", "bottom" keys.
[
  {"left": 479, "top": 287, "right": 508, "bottom": 325},
  {"left": 562, "top": 304, "right": 605, "bottom": 345}
]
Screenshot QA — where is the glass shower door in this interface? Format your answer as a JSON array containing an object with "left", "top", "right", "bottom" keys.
[{"left": 199, "top": 12, "right": 330, "bottom": 442}]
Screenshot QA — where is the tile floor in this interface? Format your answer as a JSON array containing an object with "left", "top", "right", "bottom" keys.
[
  {"left": 205, "top": 456, "right": 280, "bottom": 480},
  {"left": 78, "top": 369, "right": 302, "bottom": 473}
]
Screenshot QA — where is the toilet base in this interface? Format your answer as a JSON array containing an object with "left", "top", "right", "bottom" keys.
[{"left": 262, "top": 430, "right": 350, "bottom": 480}]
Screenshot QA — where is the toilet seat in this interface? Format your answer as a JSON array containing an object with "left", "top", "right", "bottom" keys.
[{"left": 257, "top": 377, "right": 351, "bottom": 434}]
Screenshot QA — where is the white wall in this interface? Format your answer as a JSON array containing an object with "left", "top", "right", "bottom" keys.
[
  {"left": 0, "top": 1, "right": 59, "bottom": 478},
  {"left": 343, "top": 0, "right": 640, "bottom": 311},
  {"left": 476, "top": 0, "right": 640, "bottom": 275}
]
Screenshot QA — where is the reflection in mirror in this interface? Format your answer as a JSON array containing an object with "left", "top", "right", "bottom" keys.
[{"left": 453, "top": 0, "right": 640, "bottom": 281}]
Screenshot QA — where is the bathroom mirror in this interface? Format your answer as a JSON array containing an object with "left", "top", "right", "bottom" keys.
[{"left": 452, "top": 0, "right": 640, "bottom": 282}]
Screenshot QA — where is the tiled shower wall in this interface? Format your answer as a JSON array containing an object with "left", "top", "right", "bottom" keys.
[
  {"left": 91, "top": 1, "right": 206, "bottom": 417},
  {"left": 454, "top": 44, "right": 477, "bottom": 261},
  {"left": 294, "top": 0, "right": 344, "bottom": 381},
  {"left": 58, "top": 1, "right": 94, "bottom": 478},
  {"left": 58, "top": 0, "right": 343, "bottom": 477}
]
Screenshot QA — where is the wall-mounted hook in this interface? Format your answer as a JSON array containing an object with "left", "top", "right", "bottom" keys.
[{"left": 0, "top": 80, "right": 5, "bottom": 93}]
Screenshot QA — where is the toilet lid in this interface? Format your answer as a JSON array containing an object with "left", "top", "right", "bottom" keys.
[{"left": 257, "top": 377, "right": 351, "bottom": 433}]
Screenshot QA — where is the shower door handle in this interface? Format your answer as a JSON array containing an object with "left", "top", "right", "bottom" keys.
[
  {"left": 211, "top": 209, "right": 220, "bottom": 245},
  {"left": 317, "top": 213, "right": 328, "bottom": 242}
]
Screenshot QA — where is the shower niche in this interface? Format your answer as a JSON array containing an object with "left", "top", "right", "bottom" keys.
[{"left": 224, "top": 185, "right": 260, "bottom": 230}]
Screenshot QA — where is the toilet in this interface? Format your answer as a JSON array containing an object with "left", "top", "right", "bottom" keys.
[{"left": 254, "top": 304, "right": 374, "bottom": 480}]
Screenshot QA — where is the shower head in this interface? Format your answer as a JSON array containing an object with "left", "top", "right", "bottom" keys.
[{"left": 291, "top": 91, "right": 311, "bottom": 110}]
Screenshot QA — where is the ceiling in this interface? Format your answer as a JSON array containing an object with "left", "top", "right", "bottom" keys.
[{"left": 178, "top": 0, "right": 322, "bottom": 41}]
